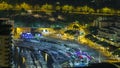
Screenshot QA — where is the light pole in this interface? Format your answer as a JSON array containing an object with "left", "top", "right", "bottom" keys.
[{"left": 98, "top": 52, "right": 101, "bottom": 63}]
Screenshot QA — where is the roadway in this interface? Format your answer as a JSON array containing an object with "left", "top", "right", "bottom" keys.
[
  {"left": 30, "top": 10, "right": 120, "bottom": 16},
  {"left": 13, "top": 37, "right": 119, "bottom": 68},
  {"left": 43, "top": 37, "right": 108, "bottom": 62}
]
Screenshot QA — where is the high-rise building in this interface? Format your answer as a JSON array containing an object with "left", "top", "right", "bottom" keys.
[{"left": 0, "top": 18, "right": 14, "bottom": 67}]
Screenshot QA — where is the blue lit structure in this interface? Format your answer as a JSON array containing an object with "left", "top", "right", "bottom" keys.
[
  {"left": 20, "top": 32, "right": 42, "bottom": 40},
  {"left": 20, "top": 32, "right": 34, "bottom": 39}
]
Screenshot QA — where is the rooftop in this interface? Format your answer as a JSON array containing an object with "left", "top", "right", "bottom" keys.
[{"left": 99, "top": 29, "right": 115, "bottom": 34}]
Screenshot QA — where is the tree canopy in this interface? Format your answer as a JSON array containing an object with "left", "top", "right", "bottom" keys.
[{"left": 1, "top": 0, "right": 120, "bottom": 9}]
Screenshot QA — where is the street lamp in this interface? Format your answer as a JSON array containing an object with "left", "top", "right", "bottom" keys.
[{"left": 116, "top": 55, "right": 120, "bottom": 60}]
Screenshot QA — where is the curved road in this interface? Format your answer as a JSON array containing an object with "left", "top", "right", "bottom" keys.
[{"left": 44, "top": 37, "right": 109, "bottom": 62}]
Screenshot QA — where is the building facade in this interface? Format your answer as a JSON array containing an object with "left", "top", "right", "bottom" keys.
[{"left": 96, "top": 17, "right": 120, "bottom": 47}]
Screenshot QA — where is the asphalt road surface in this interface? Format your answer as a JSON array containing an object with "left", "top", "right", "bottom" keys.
[{"left": 13, "top": 37, "right": 114, "bottom": 68}]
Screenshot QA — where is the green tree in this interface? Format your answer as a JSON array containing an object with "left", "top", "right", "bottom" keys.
[
  {"left": 62, "top": 5, "right": 74, "bottom": 13},
  {"left": 73, "top": 25, "right": 79, "bottom": 30},
  {"left": 89, "top": 8, "right": 95, "bottom": 13},
  {"left": 0, "top": 1, "right": 13, "bottom": 10},
  {"left": 75, "top": 6, "right": 82, "bottom": 12},
  {"left": 64, "top": 30, "right": 76, "bottom": 35},
  {"left": 53, "top": 27, "right": 61, "bottom": 30},
  {"left": 101, "top": 7, "right": 112, "bottom": 13},
  {"left": 15, "top": 4, "right": 21, "bottom": 10},
  {"left": 81, "top": 6, "right": 89, "bottom": 12},
  {"left": 41, "top": 4, "right": 53, "bottom": 12},
  {"left": 117, "top": 10, "right": 120, "bottom": 14},
  {"left": 34, "top": 5, "right": 40, "bottom": 10},
  {"left": 56, "top": 6, "right": 61, "bottom": 11},
  {"left": 53, "top": 27, "right": 62, "bottom": 34},
  {"left": 113, "top": 48, "right": 120, "bottom": 57},
  {"left": 81, "top": 5, "right": 95, "bottom": 13},
  {"left": 20, "top": 2, "right": 32, "bottom": 10}
]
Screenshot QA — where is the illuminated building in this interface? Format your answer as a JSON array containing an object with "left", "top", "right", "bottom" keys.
[{"left": 0, "top": 18, "right": 14, "bottom": 67}]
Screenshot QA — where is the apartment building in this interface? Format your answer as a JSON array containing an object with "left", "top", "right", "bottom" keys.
[{"left": 97, "top": 17, "right": 120, "bottom": 46}]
